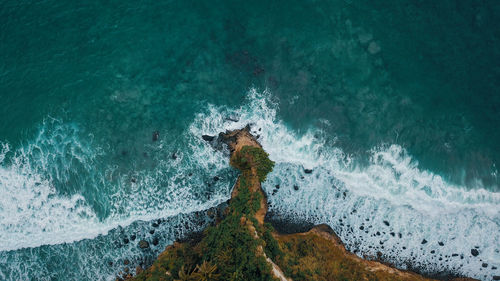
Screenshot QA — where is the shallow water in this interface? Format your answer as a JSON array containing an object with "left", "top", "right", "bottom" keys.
[{"left": 0, "top": 1, "right": 499, "bottom": 280}]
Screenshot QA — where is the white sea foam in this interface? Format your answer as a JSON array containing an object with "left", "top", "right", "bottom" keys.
[
  {"left": 0, "top": 118, "right": 231, "bottom": 251},
  {"left": 192, "top": 89, "right": 500, "bottom": 280}
]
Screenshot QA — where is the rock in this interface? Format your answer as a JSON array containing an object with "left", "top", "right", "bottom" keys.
[
  {"left": 293, "top": 185, "right": 299, "bottom": 191},
  {"left": 383, "top": 220, "right": 390, "bottom": 226},
  {"left": 213, "top": 176, "right": 220, "bottom": 181},
  {"left": 171, "top": 153, "right": 177, "bottom": 160},
  {"left": 482, "top": 263, "right": 488, "bottom": 268},
  {"left": 124, "top": 259, "right": 129, "bottom": 265},
  {"left": 152, "top": 237, "right": 159, "bottom": 246},
  {"left": 152, "top": 131, "right": 159, "bottom": 142},
  {"left": 438, "top": 241, "right": 444, "bottom": 246},
  {"left": 275, "top": 184, "right": 280, "bottom": 189},
  {"left": 390, "top": 232, "right": 395, "bottom": 237},
  {"left": 108, "top": 261, "right": 113, "bottom": 266},
  {"left": 202, "top": 135, "right": 215, "bottom": 142},
  {"left": 421, "top": 239, "right": 428, "bottom": 244},
  {"left": 152, "top": 222, "right": 159, "bottom": 228},
  {"left": 130, "top": 234, "right": 136, "bottom": 241},
  {"left": 304, "top": 169, "right": 313, "bottom": 174},
  {"left": 471, "top": 248, "right": 479, "bottom": 256},
  {"left": 124, "top": 267, "right": 129, "bottom": 273},
  {"left": 130, "top": 178, "right": 137, "bottom": 183},
  {"left": 139, "top": 240, "right": 149, "bottom": 249},
  {"left": 123, "top": 238, "right": 129, "bottom": 244},
  {"left": 136, "top": 266, "right": 143, "bottom": 275},
  {"left": 493, "top": 276, "right": 500, "bottom": 281},
  {"left": 430, "top": 250, "right": 435, "bottom": 254},
  {"left": 149, "top": 229, "right": 155, "bottom": 234}
]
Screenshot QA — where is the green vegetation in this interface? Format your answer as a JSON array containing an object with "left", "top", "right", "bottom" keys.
[
  {"left": 231, "top": 146, "right": 275, "bottom": 182},
  {"left": 131, "top": 144, "right": 278, "bottom": 281},
  {"left": 274, "top": 232, "right": 432, "bottom": 281}
]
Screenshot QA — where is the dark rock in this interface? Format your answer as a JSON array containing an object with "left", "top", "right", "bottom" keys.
[
  {"left": 376, "top": 231, "right": 381, "bottom": 236},
  {"left": 383, "top": 220, "right": 390, "bottom": 226},
  {"left": 139, "top": 240, "right": 149, "bottom": 249},
  {"left": 123, "top": 238, "right": 129, "bottom": 244},
  {"left": 157, "top": 219, "right": 162, "bottom": 225},
  {"left": 359, "top": 226, "right": 364, "bottom": 230},
  {"left": 149, "top": 229, "right": 155, "bottom": 234},
  {"left": 188, "top": 172, "right": 193, "bottom": 176},
  {"left": 293, "top": 185, "right": 299, "bottom": 191},
  {"left": 124, "top": 259, "right": 130, "bottom": 265},
  {"left": 421, "top": 239, "right": 428, "bottom": 244},
  {"left": 492, "top": 266, "right": 497, "bottom": 269},
  {"left": 493, "top": 276, "right": 500, "bottom": 281},
  {"left": 256, "top": 135, "right": 260, "bottom": 139},
  {"left": 275, "top": 184, "right": 280, "bottom": 189},
  {"left": 430, "top": 250, "right": 435, "bottom": 254},
  {"left": 152, "top": 237, "right": 159, "bottom": 246},
  {"left": 390, "top": 232, "right": 395, "bottom": 237},
  {"left": 130, "top": 178, "right": 137, "bottom": 183},
  {"left": 304, "top": 169, "right": 313, "bottom": 174},
  {"left": 471, "top": 248, "right": 479, "bottom": 256},
  {"left": 438, "top": 242, "right": 444, "bottom": 246},
  {"left": 152, "top": 222, "right": 159, "bottom": 228},
  {"left": 482, "top": 263, "right": 488, "bottom": 268},
  {"left": 152, "top": 131, "right": 159, "bottom": 142},
  {"left": 398, "top": 233, "right": 402, "bottom": 238},
  {"left": 130, "top": 234, "right": 136, "bottom": 241},
  {"left": 452, "top": 253, "right": 458, "bottom": 257},
  {"left": 202, "top": 135, "right": 215, "bottom": 142},
  {"left": 171, "top": 153, "right": 177, "bottom": 160},
  {"left": 108, "top": 261, "right": 113, "bottom": 266},
  {"left": 213, "top": 176, "right": 220, "bottom": 181}
]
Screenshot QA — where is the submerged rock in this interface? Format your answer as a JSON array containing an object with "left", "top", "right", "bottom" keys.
[
  {"left": 471, "top": 249, "right": 479, "bottom": 256},
  {"left": 152, "top": 131, "right": 159, "bottom": 142},
  {"left": 293, "top": 185, "right": 299, "bottom": 191},
  {"left": 304, "top": 169, "right": 313, "bottom": 174},
  {"left": 139, "top": 240, "right": 149, "bottom": 249}
]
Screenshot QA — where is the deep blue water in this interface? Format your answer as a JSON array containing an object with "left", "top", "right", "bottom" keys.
[{"left": 0, "top": 1, "right": 499, "bottom": 280}]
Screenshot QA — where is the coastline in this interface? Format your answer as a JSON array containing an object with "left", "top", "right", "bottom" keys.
[{"left": 124, "top": 125, "right": 478, "bottom": 281}]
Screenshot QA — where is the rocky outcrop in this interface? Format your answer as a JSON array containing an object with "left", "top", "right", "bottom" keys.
[{"left": 128, "top": 126, "right": 478, "bottom": 281}]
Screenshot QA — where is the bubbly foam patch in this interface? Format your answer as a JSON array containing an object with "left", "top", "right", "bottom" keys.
[
  {"left": 193, "top": 89, "right": 500, "bottom": 280},
  {"left": 0, "top": 118, "right": 233, "bottom": 252}
]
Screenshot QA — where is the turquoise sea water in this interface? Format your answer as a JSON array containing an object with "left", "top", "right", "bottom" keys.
[{"left": 0, "top": 1, "right": 499, "bottom": 280}]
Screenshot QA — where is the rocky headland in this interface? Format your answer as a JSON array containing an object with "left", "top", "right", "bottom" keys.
[{"left": 124, "top": 126, "right": 478, "bottom": 281}]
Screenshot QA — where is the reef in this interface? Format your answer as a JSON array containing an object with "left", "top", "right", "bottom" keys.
[{"left": 125, "top": 126, "right": 478, "bottom": 281}]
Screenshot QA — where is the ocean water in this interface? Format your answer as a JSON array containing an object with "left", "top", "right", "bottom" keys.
[{"left": 0, "top": 1, "right": 499, "bottom": 280}]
